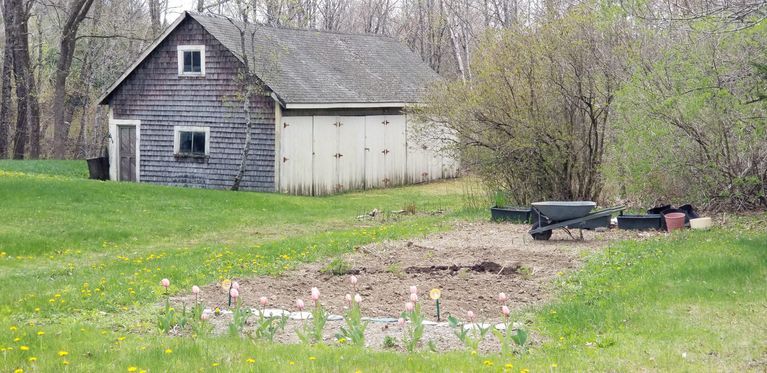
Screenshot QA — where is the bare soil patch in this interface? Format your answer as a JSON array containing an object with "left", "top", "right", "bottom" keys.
[{"left": 173, "top": 221, "right": 658, "bottom": 351}]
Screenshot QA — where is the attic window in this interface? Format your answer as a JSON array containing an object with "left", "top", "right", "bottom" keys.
[
  {"left": 174, "top": 126, "right": 210, "bottom": 157},
  {"left": 177, "top": 45, "right": 205, "bottom": 77}
]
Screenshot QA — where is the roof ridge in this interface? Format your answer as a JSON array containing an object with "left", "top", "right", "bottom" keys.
[{"left": 187, "top": 11, "right": 395, "bottom": 40}]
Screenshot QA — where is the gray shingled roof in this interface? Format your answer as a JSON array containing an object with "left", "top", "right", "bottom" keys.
[{"left": 190, "top": 13, "right": 441, "bottom": 105}]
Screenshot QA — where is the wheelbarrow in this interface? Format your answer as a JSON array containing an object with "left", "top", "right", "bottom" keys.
[{"left": 528, "top": 201, "right": 625, "bottom": 240}]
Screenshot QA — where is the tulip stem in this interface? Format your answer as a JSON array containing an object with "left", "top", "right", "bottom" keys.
[{"left": 436, "top": 299, "right": 441, "bottom": 321}]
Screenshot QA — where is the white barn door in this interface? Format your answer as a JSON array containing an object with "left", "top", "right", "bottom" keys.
[
  {"left": 364, "top": 116, "right": 386, "bottom": 189},
  {"left": 337, "top": 116, "right": 366, "bottom": 192},
  {"left": 280, "top": 116, "right": 313, "bottom": 195}
]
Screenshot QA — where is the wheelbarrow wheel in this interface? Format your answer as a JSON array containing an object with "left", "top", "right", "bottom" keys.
[{"left": 530, "top": 222, "right": 552, "bottom": 241}]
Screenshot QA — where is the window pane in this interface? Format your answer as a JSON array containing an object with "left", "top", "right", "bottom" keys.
[
  {"left": 179, "top": 132, "right": 193, "bottom": 153},
  {"left": 192, "top": 132, "right": 206, "bottom": 154},
  {"left": 191, "top": 51, "right": 201, "bottom": 72},
  {"left": 183, "top": 51, "right": 193, "bottom": 72}
]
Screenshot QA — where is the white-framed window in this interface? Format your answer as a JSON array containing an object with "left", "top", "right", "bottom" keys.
[
  {"left": 174, "top": 126, "right": 210, "bottom": 157},
  {"left": 177, "top": 45, "right": 206, "bottom": 77}
]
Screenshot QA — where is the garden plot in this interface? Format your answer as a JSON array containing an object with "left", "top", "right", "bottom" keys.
[{"left": 174, "top": 221, "right": 655, "bottom": 351}]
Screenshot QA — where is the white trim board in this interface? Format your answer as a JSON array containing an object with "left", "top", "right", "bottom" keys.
[
  {"left": 108, "top": 115, "right": 141, "bottom": 182},
  {"left": 284, "top": 102, "right": 408, "bottom": 110}
]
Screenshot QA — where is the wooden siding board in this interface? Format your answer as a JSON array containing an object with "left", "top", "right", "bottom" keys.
[{"left": 108, "top": 17, "right": 275, "bottom": 191}]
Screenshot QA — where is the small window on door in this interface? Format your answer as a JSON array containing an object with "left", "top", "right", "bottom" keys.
[
  {"left": 174, "top": 126, "right": 209, "bottom": 157},
  {"left": 177, "top": 45, "right": 205, "bottom": 76}
]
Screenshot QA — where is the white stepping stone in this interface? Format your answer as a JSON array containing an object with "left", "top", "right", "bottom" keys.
[{"left": 289, "top": 311, "right": 312, "bottom": 320}]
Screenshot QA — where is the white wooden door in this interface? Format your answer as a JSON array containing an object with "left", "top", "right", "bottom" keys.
[
  {"left": 337, "top": 116, "right": 366, "bottom": 192},
  {"left": 364, "top": 116, "right": 387, "bottom": 189},
  {"left": 280, "top": 116, "right": 313, "bottom": 195},
  {"left": 312, "top": 116, "right": 339, "bottom": 196},
  {"left": 384, "top": 115, "right": 407, "bottom": 186}
]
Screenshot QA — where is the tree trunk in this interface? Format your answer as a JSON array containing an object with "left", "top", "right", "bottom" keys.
[
  {"left": 0, "top": 0, "right": 14, "bottom": 159},
  {"left": 149, "top": 0, "right": 161, "bottom": 36},
  {"left": 52, "top": 0, "right": 96, "bottom": 159},
  {"left": 8, "top": 0, "right": 31, "bottom": 159}
]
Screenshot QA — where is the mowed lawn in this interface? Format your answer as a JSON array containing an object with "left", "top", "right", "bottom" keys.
[{"left": 0, "top": 161, "right": 765, "bottom": 372}]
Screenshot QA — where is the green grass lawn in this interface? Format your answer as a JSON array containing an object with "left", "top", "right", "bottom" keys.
[{"left": 0, "top": 161, "right": 765, "bottom": 372}]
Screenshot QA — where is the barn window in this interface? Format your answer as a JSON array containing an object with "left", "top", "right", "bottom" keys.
[
  {"left": 177, "top": 45, "right": 205, "bottom": 77},
  {"left": 174, "top": 126, "right": 210, "bottom": 157}
]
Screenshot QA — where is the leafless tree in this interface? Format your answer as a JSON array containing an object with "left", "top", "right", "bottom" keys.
[{"left": 51, "top": 0, "right": 96, "bottom": 159}]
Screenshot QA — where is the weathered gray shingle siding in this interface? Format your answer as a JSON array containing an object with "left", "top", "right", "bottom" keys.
[{"left": 107, "top": 18, "right": 275, "bottom": 191}]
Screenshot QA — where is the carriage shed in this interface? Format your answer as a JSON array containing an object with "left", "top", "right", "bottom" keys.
[{"left": 98, "top": 12, "right": 457, "bottom": 195}]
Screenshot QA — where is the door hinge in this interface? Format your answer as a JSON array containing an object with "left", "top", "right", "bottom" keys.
[
  {"left": 382, "top": 120, "right": 390, "bottom": 125},
  {"left": 382, "top": 149, "right": 390, "bottom": 155},
  {"left": 283, "top": 157, "right": 289, "bottom": 162},
  {"left": 283, "top": 122, "right": 289, "bottom": 128},
  {"left": 334, "top": 121, "right": 342, "bottom": 127},
  {"left": 334, "top": 153, "right": 343, "bottom": 158}
]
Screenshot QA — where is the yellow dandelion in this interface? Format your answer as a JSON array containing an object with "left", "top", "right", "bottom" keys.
[
  {"left": 308, "top": 356, "right": 316, "bottom": 361},
  {"left": 62, "top": 361, "right": 69, "bottom": 366},
  {"left": 14, "top": 337, "right": 21, "bottom": 342},
  {"left": 520, "top": 369, "right": 529, "bottom": 373},
  {"left": 128, "top": 367, "right": 138, "bottom": 372},
  {"left": 246, "top": 358, "right": 256, "bottom": 364},
  {"left": 58, "top": 351, "right": 68, "bottom": 357},
  {"left": 504, "top": 363, "right": 513, "bottom": 369},
  {"left": 289, "top": 361, "right": 295, "bottom": 365},
  {"left": 28, "top": 357, "right": 37, "bottom": 362},
  {"left": 37, "top": 331, "right": 44, "bottom": 336},
  {"left": 355, "top": 370, "right": 362, "bottom": 373},
  {"left": 551, "top": 363, "right": 558, "bottom": 368},
  {"left": 20, "top": 345, "right": 30, "bottom": 351},
  {"left": 164, "top": 348, "right": 173, "bottom": 354},
  {"left": 483, "top": 360, "right": 494, "bottom": 366},
  {"left": 337, "top": 338, "right": 346, "bottom": 344},
  {"left": 14, "top": 369, "right": 23, "bottom": 373},
  {"left": 470, "top": 350, "right": 477, "bottom": 356},
  {"left": 117, "top": 336, "right": 126, "bottom": 341},
  {"left": 34, "top": 308, "right": 40, "bottom": 313},
  {"left": 10, "top": 326, "right": 17, "bottom": 331}
]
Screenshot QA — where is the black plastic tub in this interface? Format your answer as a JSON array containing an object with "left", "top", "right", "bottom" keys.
[
  {"left": 86, "top": 157, "right": 109, "bottom": 181},
  {"left": 490, "top": 207, "right": 531, "bottom": 223},
  {"left": 569, "top": 215, "right": 610, "bottom": 230},
  {"left": 617, "top": 214, "right": 662, "bottom": 230}
]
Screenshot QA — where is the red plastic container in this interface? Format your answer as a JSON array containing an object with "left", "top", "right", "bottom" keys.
[{"left": 664, "top": 212, "right": 686, "bottom": 232}]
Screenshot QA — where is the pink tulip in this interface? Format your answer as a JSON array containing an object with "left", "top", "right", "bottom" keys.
[
  {"left": 160, "top": 278, "right": 170, "bottom": 288},
  {"left": 201, "top": 313, "right": 210, "bottom": 321},
  {"left": 405, "top": 302, "right": 414, "bottom": 312},
  {"left": 230, "top": 288, "right": 239, "bottom": 299},
  {"left": 192, "top": 285, "right": 200, "bottom": 294},
  {"left": 259, "top": 296, "right": 268, "bottom": 307},
  {"left": 398, "top": 317, "right": 405, "bottom": 326},
  {"left": 296, "top": 299, "right": 305, "bottom": 311},
  {"left": 350, "top": 275, "right": 358, "bottom": 286},
  {"left": 409, "top": 285, "right": 418, "bottom": 295},
  {"left": 345, "top": 294, "right": 352, "bottom": 303},
  {"left": 498, "top": 292, "right": 508, "bottom": 303},
  {"left": 354, "top": 293, "right": 362, "bottom": 303},
  {"left": 231, "top": 281, "right": 240, "bottom": 290},
  {"left": 410, "top": 293, "right": 418, "bottom": 302},
  {"left": 501, "top": 305, "right": 510, "bottom": 317},
  {"left": 310, "top": 287, "right": 320, "bottom": 302},
  {"left": 467, "top": 310, "right": 476, "bottom": 321}
]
